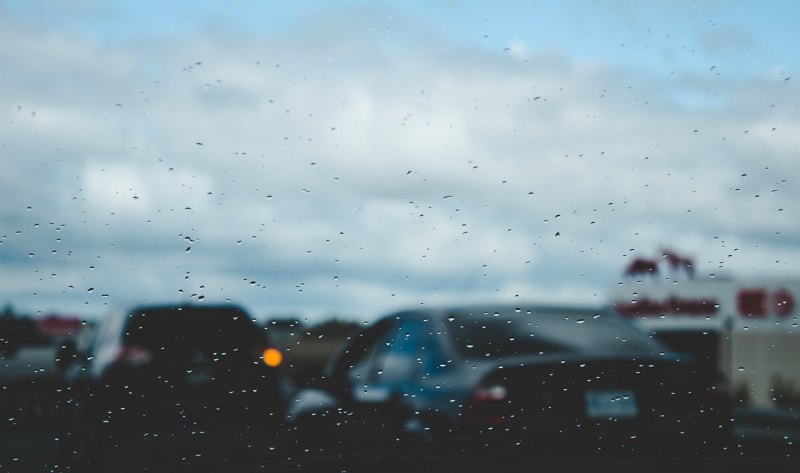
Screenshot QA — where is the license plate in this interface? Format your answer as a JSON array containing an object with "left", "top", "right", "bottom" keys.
[{"left": 585, "top": 390, "right": 638, "bottom": 419}]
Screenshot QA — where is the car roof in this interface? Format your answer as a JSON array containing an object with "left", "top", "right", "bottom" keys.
[
  {"left": 385, "top": 303, "right": 610, "bottom": 322},
  {"left": 127, "top": 303, "right": 249, "bottom": 315}
]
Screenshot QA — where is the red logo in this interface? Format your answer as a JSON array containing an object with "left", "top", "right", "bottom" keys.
[
  {"left": 737, "top": 288, "right": 795, "bottom": 318},
  {"left": 614, "top": 295, "right": 719, "bottom": 318}
]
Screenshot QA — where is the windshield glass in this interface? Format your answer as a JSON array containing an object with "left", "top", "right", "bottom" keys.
[
  {"left": 1, "top": 1, "right": 798, "bottom": 472},
  {"left": 447, "top": 310, "right": 658, "bottom": 358}
]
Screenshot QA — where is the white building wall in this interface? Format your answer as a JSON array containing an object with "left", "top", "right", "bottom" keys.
[{"left": 610, "top": 277, "right": 800, "bottom": 407}]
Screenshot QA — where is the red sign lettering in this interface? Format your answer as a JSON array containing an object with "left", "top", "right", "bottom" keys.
[
  {"left": 614, "top": 295, "right": 719, "bottom": 318},
  {"left": 737, "top": 289, "right": 768, "bottom": 318}
]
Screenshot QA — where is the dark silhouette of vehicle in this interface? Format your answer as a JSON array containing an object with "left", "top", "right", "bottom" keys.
[
  {"left": 287, "top": 304, "right": 732, "bottom": 459},
  {"left": 57, "top": 303, "right": 287, "bottom": 471},
  {"left": 0, "top": 316, "right": 62, "bottom": 429}
]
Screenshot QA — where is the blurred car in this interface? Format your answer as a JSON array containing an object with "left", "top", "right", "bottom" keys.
[
  {"left": 287, "top": 304, "right": 732, "bottom": 459},
  {"left": 0, "top": 316, "right": 62, "bottom": 429},
  {"left": 57, "top": 303, "right": 287, "bottom": 471}
]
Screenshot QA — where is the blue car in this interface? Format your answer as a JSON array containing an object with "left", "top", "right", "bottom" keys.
[{"left": 287, "top": 305, "right": 731, "bottom": 459}]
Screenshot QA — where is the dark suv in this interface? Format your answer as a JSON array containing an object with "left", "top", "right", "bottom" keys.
[{"left": 58, "top": 303, "right": 287, "bottom": 471}]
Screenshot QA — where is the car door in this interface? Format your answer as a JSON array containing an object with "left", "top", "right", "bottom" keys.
[
  {"left": 286, "top": 317, "right": 397, "bottom": 448},
  {"left": 294, "top": 315, "right": 434, "bottom": 445},
  {"left": 351, "top": 317, "right": 461, "bottom": 441}
]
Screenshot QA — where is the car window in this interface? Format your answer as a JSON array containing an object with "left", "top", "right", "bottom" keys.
[
  {"left": 372, "top": 319, "right": 431, "bottom": 383},
  {"left": 446, "top": 310, "right": 658, "bottom": 359},
  {"left": 125, "top": 305, "right": 262, "bottom": 352},
  {"left": 333, "top": 317, "right": 395, "bottom": 385}
]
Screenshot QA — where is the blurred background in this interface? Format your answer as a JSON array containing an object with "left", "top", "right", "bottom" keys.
[{"left": 1, "top": 1, "right": 799, "bottom": 471}]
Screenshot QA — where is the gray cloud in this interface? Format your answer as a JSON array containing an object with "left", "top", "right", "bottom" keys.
[{"left": 1, "top": 5, "right": 798, "bottom": 321}]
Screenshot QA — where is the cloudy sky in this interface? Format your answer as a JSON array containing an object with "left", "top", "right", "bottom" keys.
[{"left": 1, "top": 0, "right": 798, "bottom": 322}]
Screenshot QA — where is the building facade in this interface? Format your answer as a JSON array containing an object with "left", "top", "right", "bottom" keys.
[{"left": 610, "top": 276, "right": 800, "bottom": 407}]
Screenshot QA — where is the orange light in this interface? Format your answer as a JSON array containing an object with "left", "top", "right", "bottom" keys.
[{"left": 261, "top": 348, "right": 282, "bottom": 367}]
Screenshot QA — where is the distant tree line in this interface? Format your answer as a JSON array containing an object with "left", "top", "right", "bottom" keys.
[{"left": 264, "top": 316, "right": 361, "bottom": 339}]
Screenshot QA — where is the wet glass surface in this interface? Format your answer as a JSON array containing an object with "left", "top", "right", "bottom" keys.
[{"left": 1, "top": 1, "right": 798, "bottom": 472}]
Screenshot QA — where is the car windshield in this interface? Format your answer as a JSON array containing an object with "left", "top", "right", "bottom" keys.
[
  {"left": 447, "top": 309, "right": 658, "bottom": 358},
  {"left": 1, "top": 1, "right": 798, "bottom": 472}
]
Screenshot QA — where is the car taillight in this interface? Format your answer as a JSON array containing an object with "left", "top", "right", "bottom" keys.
[
  {"left": 116, "top": 344, "right": 153, "bottom": 366},
  {"left": 464, "top": 384, "right": 509, "bottom": 428},
  {"left": 472, "top": 385, "right": 508, "bottom": 402}
]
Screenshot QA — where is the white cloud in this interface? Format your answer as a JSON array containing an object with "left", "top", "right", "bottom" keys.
[{"left": 1, "top": 4, "right": 798, "bottom": 322}]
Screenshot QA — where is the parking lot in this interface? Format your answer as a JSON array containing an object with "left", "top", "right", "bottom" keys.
[{"left": 2, "top": 414, "right": 796, "bottom": 473}]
